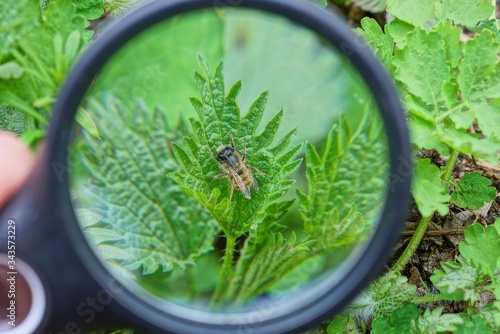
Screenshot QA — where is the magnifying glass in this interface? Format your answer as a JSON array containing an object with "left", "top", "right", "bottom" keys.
[{"left": 0, "top": 0, "right": 411, "bottom": 333}]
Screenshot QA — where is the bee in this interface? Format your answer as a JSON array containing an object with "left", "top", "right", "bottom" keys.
[{"left": 207, "top": 133, "right": 268, "bottom": 201}]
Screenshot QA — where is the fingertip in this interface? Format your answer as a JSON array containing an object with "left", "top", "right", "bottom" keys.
[{"left": 0, "top": 131, "right": 36, "bottom": 207}]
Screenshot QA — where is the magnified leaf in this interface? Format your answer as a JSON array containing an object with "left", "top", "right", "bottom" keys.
[
  {"left": 76, "top": 96, "right": 218, "bottom": 275},
  {"left": 169, "top": 55, "right": 302, "bottom": 238},
  {"left": 298, "top": 108, "right": 388, "bottom": 251}
]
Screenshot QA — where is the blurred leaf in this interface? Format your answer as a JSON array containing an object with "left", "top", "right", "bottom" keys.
[
  {"left": 350, "top": 272, "right": 417, "bottom": 319},
  {"left": 76, "top": 107, "right": 101, "bottom": 139},
  {"left": 223, "top": 11, "right": 371, "bottom": 146},
  {"left": 0, "top": 61, "right": 23, "bottom": 79},
  {"left": 371, "top": 303, "right": 421, "bottom": 334},
  {"left": 352, "top": 0, "right": 386, "bottom": 13},
  {"left": 92, "top": 10, "right": 224, "bottom": 125},
  {"left": 298, "top": 110, "right": 388, "bottom": 252},
  {"left": 223, "top": 232, "right": 312, "bottom": 303},
  {"left": 454, "top": 314, "right": 493, "bottom": 334},
  {"left": 19, "top": 129, "right": 45, "bottom": 148}
]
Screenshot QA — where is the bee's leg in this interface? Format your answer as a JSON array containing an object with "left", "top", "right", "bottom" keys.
[
  {"left": 229, "top": 182, "right": 235, "bottom": 202},
  {"left": 229, "top": 130, "right": 236, "bottom": 149},
  {"left": 249, "top": 165, "right": 271, "bottom": 177},
  {"left": 213, "top": 173, "right": 228, "bottom": 179},
  {"left": 205, "top": 146, "right": 218, "bottom": 161},
  {"left": 242, "top": 137, "right": 247, "bottom": 162}
]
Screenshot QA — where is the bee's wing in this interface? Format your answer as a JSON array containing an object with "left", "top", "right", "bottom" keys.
[
  {"left": 227, "top": 168, "right": 252, "bottom": 199},
  {"left": 251, "top": 175, "right": 259, "bottom": 192}
]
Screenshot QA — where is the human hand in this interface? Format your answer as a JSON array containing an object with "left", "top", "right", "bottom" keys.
[{"left": 0, "top": 131, "right": 36, "bottom": 207}]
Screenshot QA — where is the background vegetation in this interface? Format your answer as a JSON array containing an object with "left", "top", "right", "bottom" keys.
[{"left": 1, "top": 0, "right": 499, "bottom": 333}]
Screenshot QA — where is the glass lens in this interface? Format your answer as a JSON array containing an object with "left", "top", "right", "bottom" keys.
[{"left": 68, "top": 7, "right": 389, "bottom": 316}]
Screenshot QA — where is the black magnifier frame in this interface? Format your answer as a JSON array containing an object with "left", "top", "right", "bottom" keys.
[{"left": 0, "top": 0, "right": 411, "bottom": 333}]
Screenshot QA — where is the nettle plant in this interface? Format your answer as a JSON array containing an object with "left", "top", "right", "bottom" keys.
[
  {"left": 324, "top": 0, "right": 500, "bottom": 333},
  {"left": 77, "top": 54, "right": 387, "bottom": 310}
]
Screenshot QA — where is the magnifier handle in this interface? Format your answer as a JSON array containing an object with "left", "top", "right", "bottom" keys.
[{"left": 0, "top": 161, "right": 128, "bottom": 333}]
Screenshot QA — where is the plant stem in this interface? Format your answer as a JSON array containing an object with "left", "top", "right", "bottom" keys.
[
  {"left": 392, "top": 215, "right": 432, "bottom": 272},
  {"left": 411, "top": 294, "right": 443, "bottom": 304},
  {"left": 441, "top": 150, "right": 459, "bottom": 183},
  {"left": 211, "top": 233, "right": 236, "bottom": 305},
  {"left": 392, "top": 149, "right": 459, "bottom": 272}
]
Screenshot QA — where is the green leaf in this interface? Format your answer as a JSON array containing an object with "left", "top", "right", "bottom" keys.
[
  {"left": 0, "top": 0, "right": 101, "bottom": 136},
  {"left": 450, "top": 172, "right": 497, "bottom": 210},
  {"left": 351, "top": 0, "right": 386, "bottom": 13},
  {"left": 92, "top": 11, "right": 224, "bottom": 126},
  {"left": 431, "top": 221, "right": 500, "bottom": 305},
  {"left": 434, "top": 0, "right": 494, "bottom": 28},
  {"left": 412, "top": 307, "right": 464, "bottom": 333},
  {"left": 357, "top": 18, "right": 394, "bottom": 69},
  {"left": 386, "top": 18, "right": 415, "bottom": 48},
  {"left": 327, "top": 316, "right": 349, "bottom": 334},
  {"left": 76, "top": 95, "right": 217, "bottom": 275},
  {"left": 386, "top": 0, "right": 434, "bottom": 27},
  {"left": 460, "top": 222, "right": 500, "bottom": 276},
  {"left": 371, "top": 303, "right": 421, "bottom": 334},
  {"left": 393, "top": 28, "right": 450, "bottom": 107},
  {"left": 310, "top": 0, "right": 327, "bottom": 7},
  {"left": 457, "top": 30, "right": 500, "bottom": 102},
  {"left": 298, "top": 111, "right": 388, "bottom": 252},
  {"left": 412, "top": 158, "right": 450, "bottom": 217},
  {"left": 75, "top": 107, "right": 100, "bottom": 139},
  {"left": 430, "top": 258, "right": 481, "bottom": 303},
  {"left": 436, "top": 124, "right": 499, "bottom": 164},
  {"left": 0, "top": 61, "right": 24, "bottom": 79},
  {"left": 170, "top": 56, "right": 302, "bottom": 237},
  {"left": 471, "top": 19, "right": 500, "bottom": 40},
  {"left": 454, "top": 314, "right": 493, "bottom": 334},
  {"left": 350, "top": 272, "right": 417, "bottom": 319},
  {"left": 19, "top": 129, "right": 45, "bottom": 148},
  {"left": 221, "top": 233, "right": 312, "bottom": 303}
]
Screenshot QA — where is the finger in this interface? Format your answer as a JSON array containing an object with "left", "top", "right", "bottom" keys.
[{"left": 0, "top": 131, "right": 36, "bottom": 207}]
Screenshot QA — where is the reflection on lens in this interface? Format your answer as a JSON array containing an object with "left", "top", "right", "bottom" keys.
[{"left": 69, "top": 7, "right": 389, "bottom": 315}]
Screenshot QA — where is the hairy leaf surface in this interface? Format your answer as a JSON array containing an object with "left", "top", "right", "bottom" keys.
[{"left": 76, "top": 96, "right": 217, "bottom": 275}]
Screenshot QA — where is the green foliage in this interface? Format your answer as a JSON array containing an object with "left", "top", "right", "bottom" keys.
[
  {"left": 454, "top": 314, "right": 494, "bottom": 334},
  {"left": 371, "top": 303, "right": 421, "bottom": 334},
  {"left": 91, "top": 10, "right": 224, "bottom": 125},
  {"left": 359, "top": 3, "right": 500, "bottom": 165},
  {"left": 76, "top": 96, "right": 217, "bottom": 275},
  {"left": 412, "top": 158, "right": 450, "bottom": 216},
  {"left": 311, "top": 0, "right": 328, "bottom": 7},
  {"left": 297, "top": 110, "right": 388, "bottom": 251},
  {"left": 349, "top": 272, "right": 417, "bottom": 319},
  {"left": 412, "top": 307, "right": 464, "bottom": 333},
  {"left": 430, "top": 221, "right": 500, "bottom": 327},
  {"left": 450, "top": 172, "right": 497, "bottom": 210},
  {"left": 347, "top": 6, "right": 500, "bottom": 333},
  {"left": 221, "top": 232, "right": 313, "bottom": 302},
  {"left": 0, "top": 0, "right": 104, "bottom": 142},
  {"left": 169, "top": 55, "right": 302, "bottom": 238}
]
